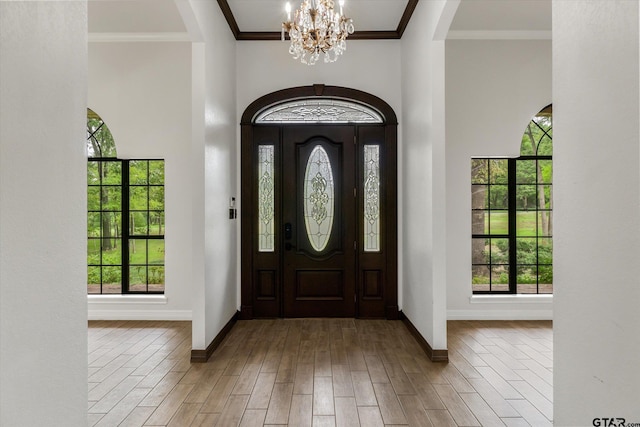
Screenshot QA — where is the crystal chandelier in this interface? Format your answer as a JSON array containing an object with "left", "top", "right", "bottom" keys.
[{"left": 282, "top": 0, "right": 355, "bottom": 65}]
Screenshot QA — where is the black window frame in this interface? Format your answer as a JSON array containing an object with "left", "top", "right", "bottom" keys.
[
  {"left": 472, "top": 156, "right": 552, "bottom": 294},
  {"left": 88, "top": 158, "right": 165, "bottom": 295},
  {"left": 471, "top": 158, "right": 511, "bottom": 293}
]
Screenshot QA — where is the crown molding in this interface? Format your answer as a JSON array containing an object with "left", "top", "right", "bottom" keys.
[
  {"left": 218, "top": 0, "right": 419, "bottom": 41},
  {"left": 396, "top": 0, "right": 419, "bottom": 38}
]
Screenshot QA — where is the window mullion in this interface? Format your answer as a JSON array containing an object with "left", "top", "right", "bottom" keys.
[
  {"left": 98, "top": 160, "right": 103, "bottom": 294},
  {"left": 122, "top": 160, "right": 130, "bottom": 294},
  {"left": 508, "top": 158, "right": 517, "bottom": 294}
]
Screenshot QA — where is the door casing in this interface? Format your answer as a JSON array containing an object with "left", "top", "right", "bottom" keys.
[{"left": 240, "top": 85, "right": 398, "bottom": 319}]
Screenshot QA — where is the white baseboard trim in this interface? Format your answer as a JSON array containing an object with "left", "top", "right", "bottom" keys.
[
  {"left": 448, "top": 309, "right": 552, "bottom": 321},
  {"left": 469, "top": 294, "right": 552, "bottom": 304},
  {"left": 88, "top": 309, "right": 192, "bottom": 321}
]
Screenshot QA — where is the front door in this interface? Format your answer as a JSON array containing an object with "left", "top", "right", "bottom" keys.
[
  {"left": 240, "top": 86, "right": 398, "bottom": 320},
  {"left": 282, "top": 126, "right": 355, "bottom": 317}
]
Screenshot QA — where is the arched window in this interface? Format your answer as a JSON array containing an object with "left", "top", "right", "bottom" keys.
[
  {"left": 471, "top": 105, "right": 553, "bottom": 294},
  {"left": 87, "top": 109, "right": 165, "bottom": 295},
  {"left": 254, "top": 98, "right": 384, "bottom": 123},
  {"left": 87, "top": 108, "right": 117, "bottom": 158}
]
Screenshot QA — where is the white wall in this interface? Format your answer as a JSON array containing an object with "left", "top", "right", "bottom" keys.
[
  {"left": 236, "top": 40, "right": 402, "bottom": 126},
  {"left": 88, "top": 41, "right": 194, "bottom": 320},
  {"left": 0, "top": 1, "right": 88, "bottom": 425},
  {"left": 400, "top": 0, "right": 450, "bottom": 351},
  {"left": 445, "top": 40, "right": 553, "bottom": 320},
  {"left": 188, "top": 0, "right": 238, "bottom": 350},
  {"left": 554, "top": 0, "right": 640, "bottom": 422}
]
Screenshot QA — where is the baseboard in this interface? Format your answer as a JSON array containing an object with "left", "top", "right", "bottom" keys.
[
  {"left": 191, "top": 311, "right": 239, "bottom": 363},
  {"left": 447, "top": 309, "right": 553, "bottom": 320},
  {"left": 239, "top": 305, "right": 253, "bottom": 320},
  {"left": 88, "top": 309, "right": 192, "bottom": 321},
  {"left": 399, "top": 311, "right": 448, "bottom": 363},
  {"left": 386, "top": 305, "right": 400, "bottom": 320}
]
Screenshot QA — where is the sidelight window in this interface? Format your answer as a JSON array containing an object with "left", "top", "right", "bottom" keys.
[
  {"left": 258, "top": 145, "right": 275, "bottom": 252},
  {"left": 364, "top": 144, "right": 381, "bottom": 252}
]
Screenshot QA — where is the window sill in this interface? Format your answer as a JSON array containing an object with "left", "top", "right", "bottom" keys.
[
  {"left": 470, "top": 294, "right": 552, "bottom": 304},
  {"left": 88, "top": 295, "right": 168, "bottom": 304}
]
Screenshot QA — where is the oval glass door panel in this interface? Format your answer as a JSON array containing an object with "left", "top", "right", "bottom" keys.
[{"left": 304, "top": 145, "right": 335, "bottom": 252}]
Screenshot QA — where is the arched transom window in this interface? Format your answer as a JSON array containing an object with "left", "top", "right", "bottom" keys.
[{"left": 254, "top": 98, "right": 384, "bottom": 124}]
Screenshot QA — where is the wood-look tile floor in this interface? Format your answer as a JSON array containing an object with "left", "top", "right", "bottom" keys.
[{"left": 88, "top": 319, "right": 553, "bottom": 426}]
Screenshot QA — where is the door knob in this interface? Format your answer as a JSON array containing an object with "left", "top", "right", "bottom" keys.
[{"left": 285, "top": 222, "right": 292, "bottom": 240}]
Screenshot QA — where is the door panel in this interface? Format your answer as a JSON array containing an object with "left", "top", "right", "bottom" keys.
[{"left": 283, "top": 126, "right": 356, "bottom": 317}]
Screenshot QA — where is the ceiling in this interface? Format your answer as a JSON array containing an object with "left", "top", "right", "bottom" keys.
[
  {"left": 451, "top": 0, "right": 551, "bottom": 32},
  {"left": 88, "top": 0, "right": 551, "bottom": 40},
  {"left": 89, "top": 0, "right": 187, "bottom": 34},
  {"left": 220, "top": 0, "right": 418, "bottom": 40},
  {"left": 449, "top": 0, "right": 551, "bottom": 39}
]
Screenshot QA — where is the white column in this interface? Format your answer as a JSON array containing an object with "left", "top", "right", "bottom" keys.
[
  {"left": 0, "top": 2, "right": 88, "bottom": 425},
  {"left": 554, "top": 0, "right": 640, "bottom": 423},
  {"left": 188, "top": 0, "right": 238, "bottom": 352},
  {"left": 400, "top": 0, "right": 450, "bottom": 353}
]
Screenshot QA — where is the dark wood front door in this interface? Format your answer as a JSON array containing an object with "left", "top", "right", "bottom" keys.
[
  {"left": 240, "top": 85, "right": 398, "bottom": 320},
  {"left": 282, "top": 126, "right": 356, "bottom": 317}
]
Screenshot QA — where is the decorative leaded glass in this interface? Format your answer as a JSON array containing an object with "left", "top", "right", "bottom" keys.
[
  {"left": 258, "top": 145, "right": 275, "bottom": 252},
  {"left": 255, "top": 98, "right": 383, "bottom": 124},
  {"left": 304, "top": 145, "right": 335, "bottom": 252},
  {"left": 364, "top": 145, "right": 380, "bottom": 252}
]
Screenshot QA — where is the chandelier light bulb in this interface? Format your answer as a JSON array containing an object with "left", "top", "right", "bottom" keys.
[{"left": 282, "top": 0, "right": 355, "bottom": 65}]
